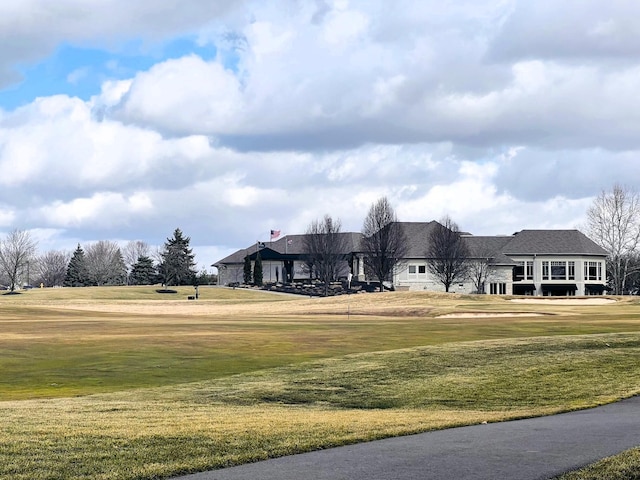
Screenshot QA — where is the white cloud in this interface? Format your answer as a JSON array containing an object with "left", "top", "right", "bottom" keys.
[
  {"left": 0, "top": 94, "right": 216, "bottom": 194},
  {"left": 113, "top": 55, "right": 244, "bottom": 135},
  {"left": 67, "top": 67, "right": 90, "bottom": 85},
  {"left": 0, "top": 206, "right": 16, "bottom": 227},
  {"left": 321, "top": 3, "right": 369, "bottom": 47},
  {"left": 37, "top": 191, "right": 155, "bottom": 229},
  {"left": 1, "top": 0, "right": 640, "bottom": 261}
]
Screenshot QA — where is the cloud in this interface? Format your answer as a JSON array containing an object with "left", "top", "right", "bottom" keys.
[
  {"left": 36, "top": 191, "right": 154, "bottom": 229},
  {"left": 113, "top": 55, "right": 244, "bottom": 136},
  {"left": 87, "top": 0, "right": 640, "bottom": 155},
  {"left": 0, "top": 94, "right": 216, "bottom": 198},
  {"left": 0, "top": 0, "right": 242, "bottom": 88},
  {"left": 493, "top": 150, "right": 640, "bottom": 202},
  {"left": 487, "top": 0, "right": 640, "bottom": 61},
  {"left": 1, "top": 0, "right": 640, "bottom": 264}
]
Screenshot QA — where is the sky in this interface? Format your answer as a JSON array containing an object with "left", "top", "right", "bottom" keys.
[{"left": 1, "top": 0, "right": 640, "bottom": 272}]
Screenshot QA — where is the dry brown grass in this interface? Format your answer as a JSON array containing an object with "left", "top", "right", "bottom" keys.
[{"left": 2, "top": 287, "right": 640, "bottom": 479}]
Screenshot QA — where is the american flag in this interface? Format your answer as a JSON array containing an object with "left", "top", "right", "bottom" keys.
[{"left": 270, "top": 229, "right": 281, "bottom": 239}]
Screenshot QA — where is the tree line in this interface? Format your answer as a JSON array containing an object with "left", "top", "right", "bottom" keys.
[{"left": 0, "top": 228, "right": 212, "bottom": 292}]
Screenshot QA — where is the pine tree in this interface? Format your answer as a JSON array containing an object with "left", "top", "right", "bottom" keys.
[
  {"left": 129, "top": 255, "right": 157, "bottom": 285},
  {"left": 253, "top": 251, "right": 263, "bottom": 286},
  {"left": 111, "top": 248, "right": 128, "bottom": 285},
  {"left": 159, "top": 228, "right": 197, "bottom": 286},
  {"left": 243, "top": 255, "right": 252, "bottom": 284},
  {"left": 64, "top": 244, "right": 88, "bottom": 287}
]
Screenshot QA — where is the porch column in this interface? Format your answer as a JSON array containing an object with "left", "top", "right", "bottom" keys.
[{"left": 357, "top": 254, "right": 365, "bottom": 281}]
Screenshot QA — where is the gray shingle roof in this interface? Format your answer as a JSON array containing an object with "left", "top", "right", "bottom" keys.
[
  {"left": 462, "top": 236, "right": 516, "bottom": 265},
  {"left": 213, "top": 226, "right": 608, "bottom": 267},
  {"left": 267, "top": 232, "right": 364, "bottom": 255},
  {"left": 212, "top": 246, "right": 254, "bottom": 266},
  {"left": 502, "top": 230, "right": 607, "bottom": 256},
  {"left": 396, "top": 221, "right": 441, "bottom": 258},
  {"left": 213, "top": 232, "right": 365, "bottom": 266}
]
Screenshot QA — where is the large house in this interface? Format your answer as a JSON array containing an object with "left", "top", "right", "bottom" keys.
[{"left": 213, "top": 222, "right": 608, "bottom": 296}]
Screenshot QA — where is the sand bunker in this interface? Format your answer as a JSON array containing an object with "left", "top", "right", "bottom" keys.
[{"left": 510, "top": 298, "right": 616, "bottom": 306}]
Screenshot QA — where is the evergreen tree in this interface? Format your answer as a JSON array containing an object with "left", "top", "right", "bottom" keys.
[
  {"left": 158, "top": 228, "right": 197, "bottom": 286},
  {"left": 111, "top": 248, "right": 128, "bottom": 285},
  {"left": 253, "top": 251, "right": 263, "bottom": 286},
  {"left": 243, "top": 255, "right": 252, "bottom": 284},
  {"left": 129, "top": 255, "right": 157, "bottom": 285},
  {"left": 64, "top": 244, "right": 88, "bottom": 287},
  {"left": 195, "top": 268, "right": 215, "bottom": 285}
]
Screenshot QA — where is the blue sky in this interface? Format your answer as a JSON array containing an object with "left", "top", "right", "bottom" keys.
[
  {"left": 1, "top": 0, "right": 640, "bottom": 271},
  {"left": 0, "top": 38, "right": 218, "bottom": 109}
]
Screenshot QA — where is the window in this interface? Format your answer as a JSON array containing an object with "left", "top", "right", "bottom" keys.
[
  {"left": 514, "top": 262, "right": 524, "bottom": 281},
  {"left": 490, "top": 282, "right": 506, "bottom": 295},
  {"left": 526, "top": 261, "right": 533, "bottom": 279},
  {"left": 585, "top": 261, "right": 602, "bottom": 281},
  {"left": 599, "top": 262, "right": 603, "bottom": 280},
  {"left": 542, "top": 260, "right": 576, "bottom": 281},
  {"left": 551, "top": 261, "right": 566, "bottom": 280},
  {"left": 568, "top": 261, "right": 575, "bottom": 280},
  {"left": 515, "top": 261, "right": 534, "bottom": 281},
  {"left": 408, "top": 264, "right": 426, "bottom": 278}
]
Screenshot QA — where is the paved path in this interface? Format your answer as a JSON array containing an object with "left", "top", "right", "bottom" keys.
[{"left": 174, "top": 396, "right": 640, "bottom": 480}]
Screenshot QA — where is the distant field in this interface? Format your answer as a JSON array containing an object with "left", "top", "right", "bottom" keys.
[{"left": 1, "top": 287, "right": 639, "bottom": 479}]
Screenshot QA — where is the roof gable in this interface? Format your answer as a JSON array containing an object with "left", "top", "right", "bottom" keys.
[{"left": 396, "top": 221, "right": 441, "bottom": 257}]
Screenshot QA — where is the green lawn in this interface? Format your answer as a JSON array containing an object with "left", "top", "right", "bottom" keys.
[{"left": 1, "top": 287, "right": 639, "bottom": 479}]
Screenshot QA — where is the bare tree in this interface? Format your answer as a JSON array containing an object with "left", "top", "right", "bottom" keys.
[
  {"left": 85, "top": 240, "right": 127, "bottom": 286},
  {"left": 426, "top": 216, "right": 469, "bottom": 292},
  {"left": 361, "top": 197, "right": 408, "bottom": 292},
  {"left": 122, "top": 240, "right": 150, "bottom": 275},
  {"left": 467, "top": 257, "right": 494, "bottom": 294},
  {"left": 0, "top": 229, "right": 38, "bottom": 291},
  {"left": 303, "top": 214, "right": 349, "bottom": 296},
  {"left": 34, "top": 250, "right": 71, "bottom": 287},
  {"left": 587, "top": 184, "right": 640, "bottom": 294}
]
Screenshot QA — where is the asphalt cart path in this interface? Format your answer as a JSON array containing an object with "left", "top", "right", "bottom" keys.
[{"left": 174, "top": 395, "right": 640, "bottom": 480}]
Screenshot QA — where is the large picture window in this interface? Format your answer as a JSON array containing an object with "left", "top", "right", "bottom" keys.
[
  {"left": 543, "top": 260, "right": 577, "bottom": 281},
  {"left": 585, "top": 261, "right": 602, "bottom": 281},
  {"left": 551, "top": 261, "right": 566, "bottom": 280}
]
